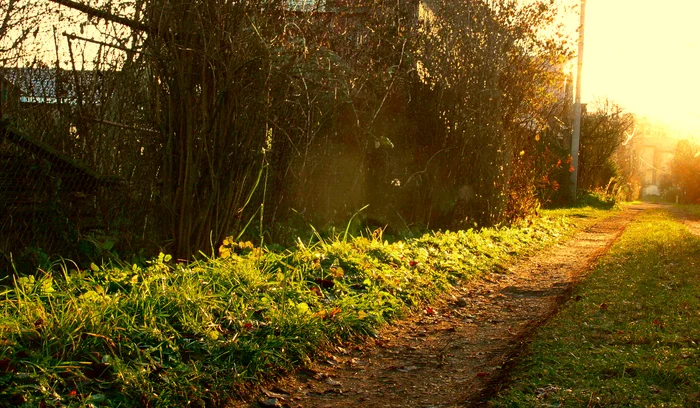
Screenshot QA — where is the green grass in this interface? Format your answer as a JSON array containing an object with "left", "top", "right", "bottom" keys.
[
  {"left": 0, "top": 206, "right": 618, "bottom": 407},
  {"left": 490, "top": 209, "right": 700, "bottom": 407},
  {"left": 679, "top": 204, "right": 700, "bottom": 217}
]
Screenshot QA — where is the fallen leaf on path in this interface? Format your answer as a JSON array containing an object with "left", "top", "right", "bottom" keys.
[
  {"left": 258, "top": 397, "right": 281, "bottom": 407},
  {"left": 349, "top": 358, "right": 365, "bottom": 365},
  {"left": 374, "top": 338, "right": 389, "bottom": 347},
  {"left": 324, "top": 377, "right": 342, "bottom": 387},
  {"left": 262, "top": 388, "right": 290, "bottom": 399}
]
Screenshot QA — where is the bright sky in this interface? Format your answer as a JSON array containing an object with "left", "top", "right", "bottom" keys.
[{"left": 581, "top": 0, "right": 700, "bottom": 135}]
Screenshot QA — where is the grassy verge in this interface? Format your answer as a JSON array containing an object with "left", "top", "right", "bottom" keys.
[
  {"left": 679, "top": 204, "right": 700, "bottom": 217},
  {"left": 490, "top": 209, "right": 700, "bottom": 407},
  {"left": 0, "top": 206, "right": 617, "bottom": 407}
]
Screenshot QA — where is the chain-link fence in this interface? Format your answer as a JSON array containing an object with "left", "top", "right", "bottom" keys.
[
  {"left": 1, "top": 67, "right": 157, "bottom": 275},
  {"left": 0, "top": 121, "right": 123, "bottom": 273}
]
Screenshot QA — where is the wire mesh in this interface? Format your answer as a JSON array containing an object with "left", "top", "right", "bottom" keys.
[{"left": 1, "top": 67, "right": 156, "bottom": 273}]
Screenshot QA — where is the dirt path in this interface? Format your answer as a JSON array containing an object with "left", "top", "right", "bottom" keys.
[{"left": 253, "top": 204, "right": 655, "bottom": 408}]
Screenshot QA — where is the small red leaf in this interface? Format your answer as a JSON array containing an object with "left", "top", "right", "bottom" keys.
[
  {"left": 0, "top": 359, "right": 15, "bottom": 373},
  {"left": 8, "top": 394, "right": 26, "bottom": 405},
  {"left": 314, "top": 279, "right": 334, "bottom": 289}
]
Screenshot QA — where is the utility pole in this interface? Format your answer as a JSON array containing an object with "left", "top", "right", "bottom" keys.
[{"left": 570, "top": 0, "right": 586, "bottom": 200}]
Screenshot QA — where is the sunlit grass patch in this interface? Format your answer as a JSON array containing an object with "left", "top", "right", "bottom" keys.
[
  {"left": 490, "top": 210, "right": 700, "bottom": 407},
  {"left": 0, "top": 206, "right": 615, "bottom": 406},
  {"left": 679, "top": 204, "right": 700, "bottom": 217}
]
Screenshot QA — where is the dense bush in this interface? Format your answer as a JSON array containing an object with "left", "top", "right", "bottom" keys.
[
  {"left": 575, "top": 190, "right": 617, "bottom": 209},
  {"left": 671, "top": 139, "right": 700, "bottom": 204},
  {"left": 3, "top": 0, "right": 574, "bottom": 260}
]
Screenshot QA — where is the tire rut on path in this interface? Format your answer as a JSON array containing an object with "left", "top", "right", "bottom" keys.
[{"left": 255, "top": 204, "right": 651, "bottom": 408}]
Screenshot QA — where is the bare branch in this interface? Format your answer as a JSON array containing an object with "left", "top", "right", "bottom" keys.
[
  {"left": 87, "top": 118, "right": 160, "bottom": 134},
  {"left": 63, "top": 32, "right": 150, "bottom": 56},
  {"left": 49, "top": 0, "right": 151, "bottom": 34}
]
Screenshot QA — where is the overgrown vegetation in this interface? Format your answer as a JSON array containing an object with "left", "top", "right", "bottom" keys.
[
  {"left": 680, "top": 204, "right": 700, "bottom": 218},
  {"left": 0, "top": 206, "right": 614, "bottom": 407},
  {"left": 670, "top": 140, "right": 700, "bottom": 204},
  {"left": 573, "top": 190, "right": 619, "bottom": 210},
  {"left": 577, "top": 99, "right": 638, "bottom": 201},
  {"left": 490, "top": 209, "right": 700, "bottom": 407},
  {"left": 2, "top": 0, "right": 577, "bottom": 262}
]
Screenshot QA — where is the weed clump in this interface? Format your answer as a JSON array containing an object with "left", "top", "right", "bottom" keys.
[
  {"left": 575, "top": 190, "right": 618, "bottom": 209},
  {"left": 0, "top": 210, "right": 601, "bottom": 406}
]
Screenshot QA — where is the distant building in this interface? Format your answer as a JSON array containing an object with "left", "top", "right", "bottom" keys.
[
  {"left": 0, "top": 67, "right": 103, "bottom": 112},
  {"left": 630, "top": 121, "right": 677, "bottom": 197}
]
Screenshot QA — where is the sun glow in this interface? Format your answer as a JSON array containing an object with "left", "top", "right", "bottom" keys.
[{"left": 581, "top": 0, "right": 700, "bottom": 136}]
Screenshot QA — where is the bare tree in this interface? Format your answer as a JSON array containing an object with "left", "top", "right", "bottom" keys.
[
  {"left": 578, "top": 98, "right": 635, "bottom": 191},
  {"left": 45, "top": 0, "right": 419, "bottom": 258},
  {"left": 0, "top": 0, "right": 41, "bottom": 65},
  {"left": 26, "top": 0, "right": 575, "bottom": 259},
  {"left": 403, "top": 0, "right": 573, "bottom": 228}
]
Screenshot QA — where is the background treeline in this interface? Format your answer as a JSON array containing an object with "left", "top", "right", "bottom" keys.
[{"left": 2, "top": 0, "right": 579, "bottom": 262}]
